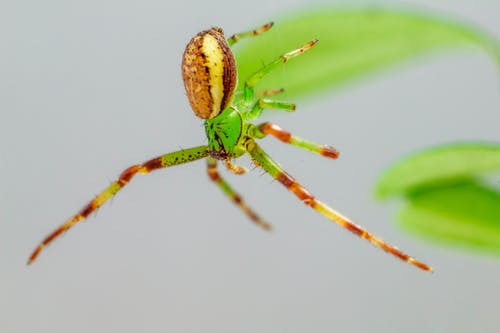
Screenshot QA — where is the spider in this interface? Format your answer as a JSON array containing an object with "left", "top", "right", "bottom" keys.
[{"left": 28, "top": 23, "right": 431, "bottom": 271}]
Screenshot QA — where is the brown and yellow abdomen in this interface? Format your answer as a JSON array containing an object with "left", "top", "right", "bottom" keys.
[{"left": 182, "top": 27, "right": 237, "bottom": 119}]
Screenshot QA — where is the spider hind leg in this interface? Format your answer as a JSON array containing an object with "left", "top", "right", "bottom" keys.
[
  {"left": 227, "top": 22, "right": 274, "bottom": 46},
  {"left": 243, "top": 39, "right": 318, "bottom": 102}
]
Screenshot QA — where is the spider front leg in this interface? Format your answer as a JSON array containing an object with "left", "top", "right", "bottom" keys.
[
  {"left": 207, "top": 157, "right": 272, "bottom": 231},
  {"left": 28, "top": 145, "right": 209, "bottom": 264},
  {"left": 250, "top": 122, "right": 339, "bottom": 159},
  {"left": 246, "top": 141, "right": 432, "bottom": 272}
]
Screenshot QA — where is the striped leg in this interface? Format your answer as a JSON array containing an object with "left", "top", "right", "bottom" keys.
[
  {"left": 247, "top": 99, "right": 296, "bottom": 120},
  {"left": 243, "top": 39, "right": 318, "bottom": 101},
  {"left": 207, "top": 157, "right": 272, "bottom": 231},
  {"left": 227, "top": 22, "right": 273, "bottom": 46},
  {"left": 246, "top": 141, "right": 432, "bottom": 272},
  {"left": 28, "top": 145, "right": 209, "bottom": 265},
  {"left": 259, "top": 88, "right": 284, "bottom": 97},
  {"left": 251, "top": 122, "right": 339, "bottom": 159}
]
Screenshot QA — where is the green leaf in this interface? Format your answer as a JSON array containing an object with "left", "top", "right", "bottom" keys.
[
  {"left": 375, "top": 143, "right": 500, "bottom": 198},
  {"left": 234, "top": 8, "right": 499, "bottom": 100},
  {"left": 398, "top": 180, "right": 500, "bottom": 254}
]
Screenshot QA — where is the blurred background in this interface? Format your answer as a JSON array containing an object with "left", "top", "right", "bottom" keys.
[{"left": 2, "top": 0, "right": 499, "bottom": 332}]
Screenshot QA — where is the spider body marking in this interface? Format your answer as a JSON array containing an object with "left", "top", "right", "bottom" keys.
[
  {"left": 205, "top": 107, "right": 247, "bottom": 160},
  {"left": 28, "top": 23, "right": 432, "bottom": 272}
]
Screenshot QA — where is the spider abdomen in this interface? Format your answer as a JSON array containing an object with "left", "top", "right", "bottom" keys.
[{"left": 182, "top": 28, "right": 237, "bottom": 120}]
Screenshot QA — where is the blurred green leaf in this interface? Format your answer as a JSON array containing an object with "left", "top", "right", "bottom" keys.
[
  {"left": 234, "top": 7, "right": 499, "bottom": 100},
  {"left": 235, "top": 7, "right": 500, "bottom": 256},
  {"left": 375, "top": 143, "right": 500, "bottom": 198},
  {"left": 398, "top": 180, "right": 500, "bottom": 254}
]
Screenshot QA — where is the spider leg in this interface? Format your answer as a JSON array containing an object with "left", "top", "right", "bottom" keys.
[
  {"left": 227, "top": 22, "right": 273, "bottom": 46},
  {"left": 259, "top": 88, "right": 285, "bottom": 97},
  {"left": 225, "top": 160, "right": 248, "bottom": 175},
  {"left": 246, "top": 141, "right": 432, "bottom": 272},
  {"left": 28, "top": 145, "right": 209, "bottom": 265},
  {"left": 251, "top": 122, "right": 339, "bottom": 159},
  {"left": 207, "top": 157, "right": 272, "bottom": 231},
  {"left": 243, "top": 39, "right": 318, "bottom": 102},
  {"left": 247, "top": 98, "right": 296, "bottom": 120}
]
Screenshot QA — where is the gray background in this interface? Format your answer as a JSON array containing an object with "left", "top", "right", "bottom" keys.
[{"left": 2, "top": 0, "right": 500, "bottom": 332}]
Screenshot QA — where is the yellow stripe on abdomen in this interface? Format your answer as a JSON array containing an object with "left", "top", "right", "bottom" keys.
[{"left": 201, "top": 34, "right": 225, "bottom": 119}]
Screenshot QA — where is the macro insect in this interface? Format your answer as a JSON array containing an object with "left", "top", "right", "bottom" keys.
[{"left": 28, "top": 23, "right": 431, "bottom": 271}]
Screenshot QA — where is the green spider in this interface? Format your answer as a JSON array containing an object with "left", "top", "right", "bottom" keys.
[{"left": 28, "top": 23, "right": 431, "bottom": 271}]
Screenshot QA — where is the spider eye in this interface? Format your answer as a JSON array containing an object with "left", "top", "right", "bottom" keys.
[{"left": 182, "top": 27, "right": 237, "bottom": 119}]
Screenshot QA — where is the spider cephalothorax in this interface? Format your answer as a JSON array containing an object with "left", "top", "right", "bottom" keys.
[
  {"left": 29, "top": 23, "right": 431, "bottom": 272},
  {"left": 204, "top": 107, "right": 247, "bottom": 160}
]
